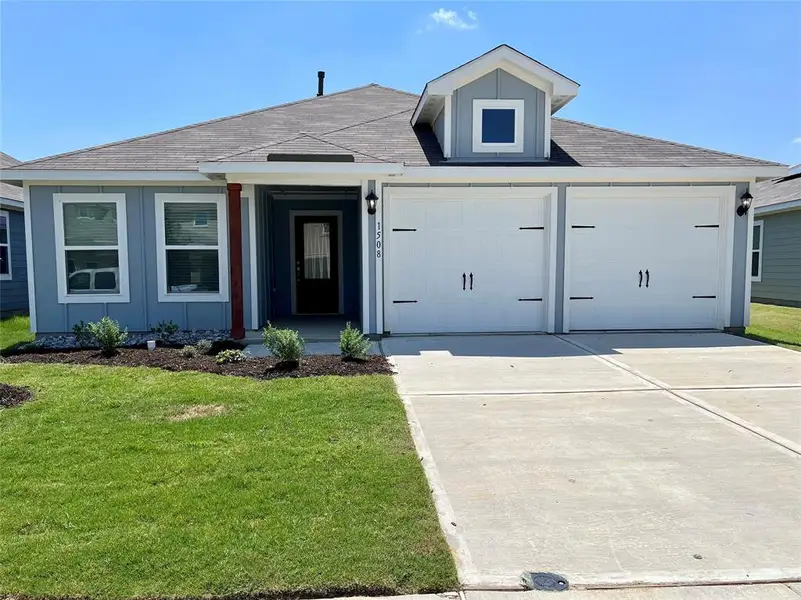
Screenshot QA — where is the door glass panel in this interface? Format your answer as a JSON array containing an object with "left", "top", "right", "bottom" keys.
[{"left": 303, "top": 222, "right": 331, "bottom": 279}]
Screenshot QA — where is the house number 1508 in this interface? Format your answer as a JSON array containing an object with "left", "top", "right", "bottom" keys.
[{"left": 376, "top": 221, "right": 382, "bottom": 259}]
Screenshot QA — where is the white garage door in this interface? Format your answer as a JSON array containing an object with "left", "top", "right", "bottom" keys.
[
  {"left": 385, "top": 187, "right": 556, "bottom": 334},
  {"left": 565, "top": 187, "right": 733, "bottom": 331}
]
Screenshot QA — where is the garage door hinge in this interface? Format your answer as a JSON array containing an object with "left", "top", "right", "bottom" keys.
[
  {"left": 518, "top": 298, "right": 543, "bottom": 302},
  {"left": 519, "top": 226, "right": 545, "bottom": 230},
  {"left": 694, "top": 224, "right": 720, "bottom": 228},
  {"left": 571, "top": 225, "right": 595, "bottom": 229},
  {"left": 392, "top": 300, "right": 418, "bottom": 304},
  {"left": 570, "top": 296, "right": 594, "bottom": 300},
  {"left": 692, "top": 295, "right": 717, "bottom": 299},
  {"left": 392, "top": 228, "right": 417, "bottom": 232}
]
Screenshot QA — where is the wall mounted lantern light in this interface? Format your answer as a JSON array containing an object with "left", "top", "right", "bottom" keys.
[
  {"left": 737, "top": 191, "right": 753, "bottom": 216},
  {"left": 365, "top": 190, "right": 378, "bottom": 215}
]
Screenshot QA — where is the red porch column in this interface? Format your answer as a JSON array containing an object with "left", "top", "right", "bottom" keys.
[{"left": 227, "top": 183, "right": 245, "bottom": 339}]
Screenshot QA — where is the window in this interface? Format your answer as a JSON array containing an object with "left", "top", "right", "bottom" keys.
[
  {"left": 472, "top": 99, "right": 525, "bottom": 153},
  {"left": 155, "top": 194, "right": 228, "bottom": 302},
  {"left": 53, "top": 194, "right": 129, "bottom": 303},
  {"left": 751, "top": 220, "right": 764, "bottom": 282},
  {"left": 0, "top": 211, "right": 10, "bottom": 280}
]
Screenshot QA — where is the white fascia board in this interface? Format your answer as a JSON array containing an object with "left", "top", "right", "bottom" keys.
[
  {"left": 0, "top": 198, "right": 24, "bottom": 210},
  {"left": 200, "top": 162, "right": 404, "bottom": 176},
  {"left": 410, "top": 86, "right": 430, "bottom": 126},
  {"left": 398, "top": 165, "right": 788, "bottom": 183},
  {"left": 754, "top": 198, "right": 801, "bottom": 216},
  {"left": 0, "top": 170, "right": 219, "bottom": 184}
]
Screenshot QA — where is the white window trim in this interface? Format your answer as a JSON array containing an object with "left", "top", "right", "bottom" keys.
[
  {"left": 751, "top": 220, "right": 764, "bottom": 282},
  {"left": 155, "top": 193, "right": 229, "bottom": 303},
  {"left": 472, "top": 98, "right": 525, "bottom": 153},
  {"left": 53, "top": 193, "right": 130, "bottom": 303},
  {"left": 0, "top": 210, "right": 11, "bottom": 280}
]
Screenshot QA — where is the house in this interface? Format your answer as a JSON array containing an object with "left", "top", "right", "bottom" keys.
[
  {"left": 0, "top": 45, "right": 787, "bottom": 338},
  {"left": 750, "top": 166, "right": 801, "bottom": 307},
  {"left": 0, "top": 152, "right": 28, "bottom": 316}
]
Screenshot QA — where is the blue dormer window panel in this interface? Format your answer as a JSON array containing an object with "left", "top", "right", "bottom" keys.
[
  {"left": 482, "top": 109, "right": 516, "bottom": 144},
  {"left": 472, "top": 99, "right": 525, "bottom": 153}
]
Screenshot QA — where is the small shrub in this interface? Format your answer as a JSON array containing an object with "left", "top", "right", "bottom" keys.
[
  {"left": 216, "top": 349, "right": 248, "bottom": 364},
  {"left": 87, "top": 317, "right": 127, "bottom": 356},
  {"left": 72, "top": 321, "right": 94, "bottom": 348},
  {"left": 194, "top": 339, "right": 213, "bottom": 355},
  {"left": 151, "top": 320, "right": 179, "bottom": 344},
  {"left": 179, "top": 345, "right": 199, "bottom": 358},
  {"left": 339, "top": 322, "right": 372, "bottom": 361},
  {"left": 262, "top": 323, "right": 305, "bottom": 363}
]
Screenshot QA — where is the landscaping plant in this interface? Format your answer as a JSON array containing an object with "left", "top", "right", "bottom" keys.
[
  {"left": 262, "top": 323, "right": 305, "bottom": 364},
  {"left": 215, "top": 349, "right": 248, "bottom": 364},
  {"left": 179, "top": 345, "right": 199, "bottom": 358},
  {"left": 339, "top": 322, "right": 372, "bottom": 361},
  {"left": 194, "top": 339, "right": 213, "bottom": 355},
  {"left": 72, "top": 321, "right": 94, "bottom": 348},
  {"left": 151, "top": 320, "right": 179, "bottom": 344},
  {"left": 87, "top": 317, "right": 128, "bottom": 356}
]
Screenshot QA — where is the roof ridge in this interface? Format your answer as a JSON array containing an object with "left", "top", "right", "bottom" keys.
[
  {"left": 321, "top": 108, "right": 414, "bottom": 136},
  {"left": 10, "top": 84, "right": 383, "bottom": 169},
  {"left": 553, "top": 117, "right": 784, "bottom": 167},
  {"left": 366, "top": 83, "right": 420, "bottom": 99}
]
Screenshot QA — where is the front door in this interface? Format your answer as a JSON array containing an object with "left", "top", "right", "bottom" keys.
[{"left": 294, "top": 215, "right": 340, "bottom": 314}]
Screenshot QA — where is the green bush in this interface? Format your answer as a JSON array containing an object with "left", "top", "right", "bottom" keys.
[
  {"left": 87, "top": 317, "right": 128, "bottom": 356},
  {"left": 151, "top": 320, "right": 179, "bottom": 344},
  {"left": 262, "top": 323, "right": 305, "bottom": 363},
  {"left": 216, "top": 349, "right": 248, "bottom": 364},
  {"left": 194, "top": 339, "right": 213, "bottom": 355},
  {"left": 72, "top": 321, "right": 94, "bottom": 348},
  {"left": 179, "top": 345, "right": 199, "bottom": 358},
  {"left": 339, "top": 322, "right": 372, "bottom": 361}
]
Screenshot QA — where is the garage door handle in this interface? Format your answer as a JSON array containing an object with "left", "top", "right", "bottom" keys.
[
  {"left": 646, "top": 269, "right": 650, "bottom": 288},
  {"left": 469, "top": 273, "right": 473, "bottom": 290},
  {"left": 462, "top": 273, "right": 466, "bottom": 290},
  {"left": 639, "top": 270, "right": 643, "bottom": 288}
]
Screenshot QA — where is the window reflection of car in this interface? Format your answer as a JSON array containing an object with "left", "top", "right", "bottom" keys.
[{"left": 68, "top": 268, "right": 119, "bottom": 293}]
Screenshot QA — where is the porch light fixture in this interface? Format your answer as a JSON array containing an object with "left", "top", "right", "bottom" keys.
[
  {"left": 365, "top": 190, "right": 378, "bottom": 215},
  {"left": 737, "top": 191, "right": 753, "bottom": 216}
]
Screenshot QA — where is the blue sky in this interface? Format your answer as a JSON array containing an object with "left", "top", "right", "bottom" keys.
[{"left": 2, "top": 1, "right": 799, "bottom": 165}]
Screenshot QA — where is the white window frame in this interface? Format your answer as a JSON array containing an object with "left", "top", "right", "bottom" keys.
[
  {"left": 53, "top": 193, "right": 130, "bottom": 303},
  {"left": 472, "top": 98, "right": 525, "bottom": 153},
  {"left": 751, "top": 220, "right": 764, "bottom": 282},
  {"left": 0, "top": 210, "right": 11, "bottom": 280},
  {"left": 155, "top": 193, "right": 229, "bottom": 303}
]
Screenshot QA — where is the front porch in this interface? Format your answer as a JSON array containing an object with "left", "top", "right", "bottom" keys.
[{"left": 231, "top": 183, "right": 375, "bottom": 339}]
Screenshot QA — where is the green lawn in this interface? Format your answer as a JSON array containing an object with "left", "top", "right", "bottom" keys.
[
  {"left": 0, "top": 315, "right": 34, "bottom": 352},
  {"left": 0, "top": 364, "right": 457, "bottom": 599},
  {"left": 747, "top": 303, "right": 801, "bottom": 351}
]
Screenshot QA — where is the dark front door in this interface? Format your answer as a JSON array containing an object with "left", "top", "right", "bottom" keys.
[{"left": 294, "top": 215, "right": 340, "bottom": 314}]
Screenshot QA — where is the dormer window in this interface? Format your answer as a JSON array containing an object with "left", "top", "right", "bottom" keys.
[{"left": 472, "top": 99, "right": 524, "bottom": 153}]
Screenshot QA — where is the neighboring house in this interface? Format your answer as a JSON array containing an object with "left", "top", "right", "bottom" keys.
[
  {"left": 0, "top": 45, "right": 787, "bottom": 337},
  {"left": 751, "top": 167, "right": 801, "bottom": 307},
  {"left": 0, "top": 152, "right": 28, "bottom": 316}
]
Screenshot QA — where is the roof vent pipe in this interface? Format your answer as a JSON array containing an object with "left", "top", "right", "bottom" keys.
[{"left": 317, "top": 71, "right": 325, "bottom": 96}]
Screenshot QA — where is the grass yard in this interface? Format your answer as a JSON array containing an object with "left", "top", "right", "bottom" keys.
[
  {"left": 0, "top": 364, "right": 457, "bottom": 599},
  {"left": 0, "top": 315, "right": 34, "bottom": 352},
  {"left": 747, "top": 303, "right": 801, "bottom": 351}
]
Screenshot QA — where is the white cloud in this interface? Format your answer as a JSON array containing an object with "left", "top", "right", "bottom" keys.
[
  {"left": 793, "top": 137, "right": 801, "bottom": 144},
  {"left": 427, "top": 8, "right": 478, "bottom": 31}
]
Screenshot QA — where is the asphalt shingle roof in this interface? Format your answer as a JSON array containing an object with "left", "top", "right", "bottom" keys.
[
  {"left": 754, "top": 173, "right": 801, "bottom": 210},
  {"left": 6, "top": 84, "right": 782, "bottom": 171},
  {"left": 0, "top": 152, "right": 23, "bottom": 202}
]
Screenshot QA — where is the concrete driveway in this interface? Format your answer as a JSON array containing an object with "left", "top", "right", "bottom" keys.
[{"left": 382, "top": 333, "right": 801, "bottom": 590}]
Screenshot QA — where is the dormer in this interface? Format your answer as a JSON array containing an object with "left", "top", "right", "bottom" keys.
[{"left": 412, "top": 45, "right": 579, "bottom": 161}]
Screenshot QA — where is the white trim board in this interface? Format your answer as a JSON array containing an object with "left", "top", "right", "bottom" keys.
[
  {"left": 23, "top": 184, "right": 36, "bottom": 332},
  {"left": 245, "top": 184, "right": 259, "bottom": 330},
  {"left": 0, "top": 210, "right": 11, "bottom": 281},
  {"left": 1, "top": 170, "right": 219, "bottom": 183},
  {"left": 471, "top": 98, "right": 525, "bottom": 154},
  {"left": 754, "top": 198, "right": 801, "bottom": 216},
  {"left": 360, "top": 180, "right": 371, "bottom": 333},
  {"left": 53, "top": 193, "right": 130, "bottom": 304},
  {"left": 750, "top": 219, "right": 764, "bottom": 283},
  {"left": 154, "top": 193, "right": 229, "bottom": 303}
]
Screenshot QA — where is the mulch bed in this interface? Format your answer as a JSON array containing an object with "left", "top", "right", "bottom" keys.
[
  {"left": 0, "top": 383, "right": 34, "bottom": 408},
  {"left": 4, "top": 348, "right": 393, "bottom": 381}
]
